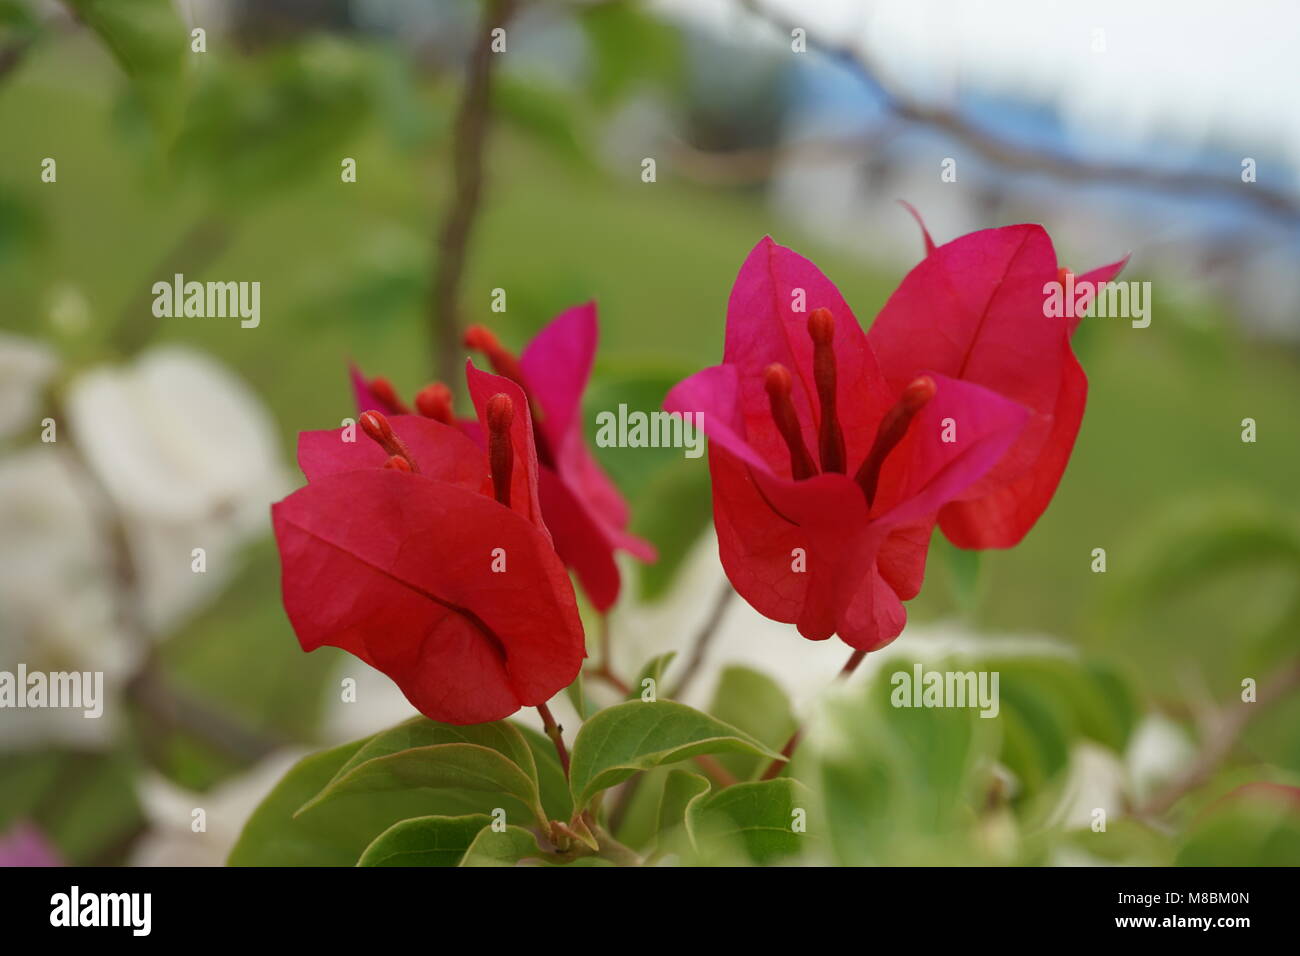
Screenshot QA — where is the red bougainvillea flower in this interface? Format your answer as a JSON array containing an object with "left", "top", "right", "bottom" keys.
[
  {"left": 272, "top": 362, "right": 585, "bottom": 725},
  {"left": 352, "top": 303, "right": 655, "bottom": 613},
  {"left": 868, "top": 209, "right": 1127, "bottom": 548},
  {"left": 666, "top": 224, "right": 1119, "bottom": 652}
]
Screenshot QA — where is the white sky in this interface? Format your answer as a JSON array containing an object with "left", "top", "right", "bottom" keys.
[{"left": 653, "top": 0, "right": 1300, "bottom": 177}]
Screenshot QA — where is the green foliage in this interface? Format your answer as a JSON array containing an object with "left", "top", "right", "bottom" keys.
[
  {"left": 687, "top": 778, "right": 814, "bottom": 865},
  {"left": 626, "top": 651, "right": 677, "bottom": 701},
  {"left": 568, "top": 700, "right": 780, "bottom": 810},
  {"left": 1175, "top": 786, "right": 1300, "bottom": 866},
  {"left": 66, "top": 0, "right": 188, "bottom": 135},
  {"left": 706, "top": 665, "right": 796, "bottom": 781},
  {"left": 296, "top": 717, "right": 547, "bottom": 827},
  {"left": 356, "top": 814, "right": 492, "bottom": 867}
]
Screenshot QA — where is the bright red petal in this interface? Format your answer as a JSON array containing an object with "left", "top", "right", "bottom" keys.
[
  {"left": 272, "top": 469, "right": 584, "bottom": 725},
  {"left": 939, "top": 348, "right": 1086, "bottom": 548}
]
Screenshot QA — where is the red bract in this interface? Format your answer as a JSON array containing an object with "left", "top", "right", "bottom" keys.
[
  {"left": 665, "top": 235, "right": 1037, "bottom": 651},
  {"left": 272, "top": 363, "right": 585, "bottom": 725},
  {"left": 868, "top": 210, "right": 1128, "bottom": 548},
  {"left": 352, "top": 303, "right": 655, "bottom": 612}
]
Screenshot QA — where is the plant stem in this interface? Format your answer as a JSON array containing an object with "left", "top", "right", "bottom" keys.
[
  {"left": 668, "top": 580, "right": 735, "bottom": 699},
  {"left": 759, "top": 646, "right": 868, "bottom": 781},
  {"left": 429, "top": 0, "right": 517, "bottom": 393},
  {"left": 537, "top": 701, "right": 570, "bottom": 777},
  {"left": 587, "top": 614, "right": 630, "bottom": 693},
  {"left": 1137, "top": 658, "right": 1300, "bottom": 817}
]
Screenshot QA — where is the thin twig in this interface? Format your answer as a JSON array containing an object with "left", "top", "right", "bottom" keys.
[
  {"left": 736, "top": 0, "right": 1300, "bottom": 225},
  {"left": 429, "top": 0, "right": 518, "bottom": 393},
  {"left": 537, "top": 701, "right": 571, "bottom": 776},
  {"left": 668, "top": 581, "right": 735, "bottom": 699},
  {"left": 1138, "top": 659, "right": 1300, "bottom": 818},
  {"left": 759, "top": 646, "right": 867, "bottom": 780},
  {"left": 111, "top": 218, "right": 232, "bottom": 355}
]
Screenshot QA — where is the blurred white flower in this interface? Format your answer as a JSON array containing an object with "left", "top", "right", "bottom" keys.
[
  {"left": 129, "top": 751, "right": 302, "bottom": 867},
  {"left": 321, "top": 657, "right": 418, "bottom": 744},
  {"left": 66, "top": 346, "right": 291, "bottom": 633},
  {"left": 1125, "top": 713, "right": 1196, "bottom": 805},
  {"left": 0, "top": 447, "right": 139, "bottom": 750},
  {"left": 0, "top": 333, "right": 57, "bottom": 441},
  {"left": 610, "top": 530, "right": 1074, "bottom": 715},
  {"left": 1048, "top": 742, "right": 1129, "bottom": 831}
]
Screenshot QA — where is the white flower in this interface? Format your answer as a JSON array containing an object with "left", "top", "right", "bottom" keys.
[
  {"left": 129, "top": 751, "right": 303, "bottom": 867},
  {"left": 65, "top": 346, "right": 291, "bottom": 633},
  {"left": 0, "top": 447, "right": 138, "bottom": 750},
  {"left": 0, "top": 333, "right": 57, "bottom": 441},
  {"left": 321, "top": 657, "right": 418, "bottom": 744}
]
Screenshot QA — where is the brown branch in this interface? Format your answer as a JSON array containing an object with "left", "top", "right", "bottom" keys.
[
  {"left": 737, "top": 0, "right": 1300, "bottom": 225},
  {"left": 1137, "top": 659, "right": 1300, "bottom": 818},
  {"left": 429, "top": 0, "right": 518, "bottom": 394},
  {"left": 537, "top": 701, "right": 571, "bottom": 776},
  {"left": 111, "top": 218, "right": 232, "bottom": 355},
  {"left": 759, "top": 647, "right": 867, "bottom": 781},
  {"left": 668, "top": 581, "right": 735, "bottom": 700}
]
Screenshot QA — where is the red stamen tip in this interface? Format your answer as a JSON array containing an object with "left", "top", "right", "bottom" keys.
[
  {"left": 901, "top": 375, "right": 937, "bottom": 410},
  {"left": 368, "top": 377, "right": 411, "bottom": 414},
  {"left": 383, "top": 455, "right": 412, "bottom": 472},
  {"left": 359, "top": 410, "right": 394, "bottom": 444},
  {"left": 464, "top": 325, "right": 499, "bottom": 351},
  {"left": 415, "top": 382, "right": 455, "bottom": 425},
  {"left": 359, "top": 411, "right": 419, "bottom": 472},
  {"left": 853, "top": 376, "right": 937, "bottom": 507},
  {"left": 764, "top": 363, "right": 793, "bottom": 397},
  {"left": 808, "top": 307, "right": 835, "bottom": 345},
  {"left": 1057, "top": 266, "right": 1074, "bottom": 287},
  {"left": 487, "top": 392, "right": 514, "bottom": 432}
]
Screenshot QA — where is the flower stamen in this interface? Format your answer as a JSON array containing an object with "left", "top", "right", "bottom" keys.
[
  {"left": 368, "top": 377, "right": 411, "bottom": 415},
  {"left": 360, "top": 411, "right": 420, "bottom": 473},
  {"left": 808, "top": 308, "right": 846, "bottom": 473},
  {"left": 764, "top": 363, "right": 818, "bottom": 480},
  {"left": 415, "top": 382, "right": 455, "bottom": 425},
  {"left": 486, "top": 393, "right": 515, "bottom": 508},
  {"left": 854, "top": 375, "right": 936, "bottom": 507}
]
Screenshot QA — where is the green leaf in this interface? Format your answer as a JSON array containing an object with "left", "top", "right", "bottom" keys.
[
  {"left": 707, "top": 665, "right": 796, "bottom": 780},
  {"left": 567, "top": 700, "right": 780, "bottom": 810},
  {"left": 357, "top": 814, "right": 491, "bottom": 867},
  {"left": 66, "top": 0, "right": 188, "bottom": 135},
  {"left": 296, "top": 718, "right": 546, "bottom": 827},
  {"left": 460, "top": 824, "right": 555, "bottom": 867},
  {"left": 814, "top": 663, "right": 996, "bottom": 865},
  {"left": 493, "top": 75, "right": 588, "bottom": 166},
  {"left": 939, "top": 537, "right": 981, "bottom": 612},
  {"left": 654, "top": 769, "right": 710, "bottom": 856},
  {"left": 229, "top": 740, "right": 492, "bottom": 866},
  {"left": 688, "top": 778, "right": 814, "bottom": 865},
  {"left": 579, "top": 2, "right": 682, "bottom": 108},
  {"left": 627, "top": 652, "right": 677, "bottom": 701},
  {"left": 513, "top": 723, "right": 573, "bottom": 823}
]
